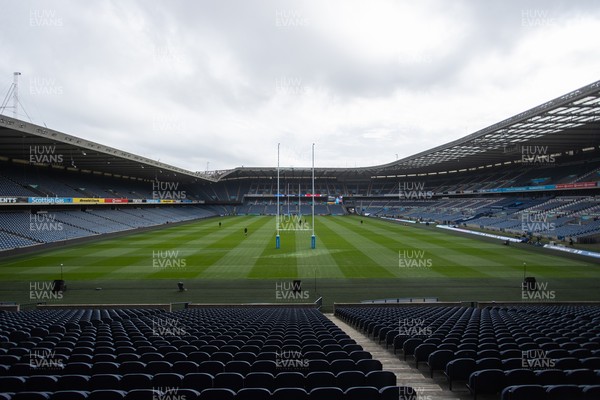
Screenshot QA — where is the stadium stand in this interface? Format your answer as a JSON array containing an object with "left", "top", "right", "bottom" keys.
[
  {"left": 0, "top": 307, "right": 408, "bottom": 399},
  {"left": 1, "top": 138, "right": 599, "bottom": 252},
  {"left": 0, "top": 231, "right": 38, "bottom": 251},
  {"left": 335, "top": 304, "right": 600, "bottom": 398},
  {"left": 0, "top": 80, "right": 599, "bottom": 400},
  {"left": 0, "top": 206, "right": 218, "bottom": 250}
]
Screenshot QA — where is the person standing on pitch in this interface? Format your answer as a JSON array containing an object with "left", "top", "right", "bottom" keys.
[{"left": 244, "top": 227, "right": 248, "bottom": 237}]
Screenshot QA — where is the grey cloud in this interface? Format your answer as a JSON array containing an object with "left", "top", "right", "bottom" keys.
[{"left": 1, "top": 0, "right": 599, "bottom": 170}]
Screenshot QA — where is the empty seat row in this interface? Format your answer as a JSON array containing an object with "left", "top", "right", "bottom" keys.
[
  {"left": 0, "top": 385, "right": 414, "bottom": 400},
  {"left": 4, "top": 357, "right": 383, "bottom": 377},
  {"left": 501, "top": 384, "right": 600, "bottom": 400},
  {"left": 0, "top": 308, "right": 403, "bottom": 397},
  {"left": 0, "top": 370, "right": 396, "bottom": 392},
  {"left": 467, "top": 369, "right": 600, "bottom": 399}
]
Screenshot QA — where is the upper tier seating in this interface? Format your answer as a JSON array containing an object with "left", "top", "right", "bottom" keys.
[{"left": 0, "top": 206, "right": 217, "bottom": 252}]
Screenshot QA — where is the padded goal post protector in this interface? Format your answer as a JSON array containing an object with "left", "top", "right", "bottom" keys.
[{"left": 53, "top": 279, "right": 66, "bottom": 292}]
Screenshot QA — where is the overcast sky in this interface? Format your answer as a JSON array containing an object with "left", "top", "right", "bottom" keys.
[{"left": 1, "top": 0, "right": 599, "bottom": 171}]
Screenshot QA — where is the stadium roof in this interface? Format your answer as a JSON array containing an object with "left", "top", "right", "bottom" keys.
[
  {"left": 0, "top": 117, "right": 215, "bottom": 183},
  {"left": 1, "top": 79, "right": 599, "bottom": 182},
  {"left": 373, "top": 79, "right": 600, "bottom": 177},
  {"left": 220, "top": 79, "right": 600, "bottom": 180}
]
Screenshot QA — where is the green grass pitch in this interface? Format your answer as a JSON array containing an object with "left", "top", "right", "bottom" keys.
[{"left": 0, "top": 215, "right": 598, "bottom": 309}]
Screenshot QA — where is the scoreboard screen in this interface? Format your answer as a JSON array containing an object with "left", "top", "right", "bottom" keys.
[{"left": 327, "top": 195, "right": 343, "bottom": 204}]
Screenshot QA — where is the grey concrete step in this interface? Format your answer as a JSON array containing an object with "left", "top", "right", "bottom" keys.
[{"left": 325, "top": 314, "right": 498, "bottom": 400}]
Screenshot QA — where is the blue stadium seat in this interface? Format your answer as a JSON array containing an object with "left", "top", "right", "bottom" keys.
[
  {"left": 119, "top": 361, "right": 146, "bottom": 375},
  {"left": 309, "top": 387, "right": 344, "bottom": 400},
  {"left": 306, "top": 371, "right": 336, "bottom": 390},
  {"left": 181, "top": 373, "right": 213, "bottom": 392},
  {"left": 88, "top": 389, "right": 127, "bottom": 400},
  {"left": 49, "top": 391, "right": 89, "bottom": 400},
  {"left": 275, "top": 371, "right": 305, "bottom": 389},
  {"left": 120, "top": 374, "right": 153, "bottom": 391},
  {"left": 505, "top": 369, "right": 537, "bottom": 386},
  {"left": 545, "top": 384, "right": 582, "bottom": 400},
  {"left": 365, "top": 370, "right": 396, "bottom": 389},
  {"left": 152, "top": 372, "right": 184, "bottom": 389},
  {"left": 56, "top": 375, "right": 90, "bottom": 391},
  {"left": 582, "top": 385, "right": 600, "bottom": 400},
  {"left": 89, "top": 374, "right": 121, "bottom": 391},
  {"left": 402, "top": 338, "right": 423, "bottom": 361},
  {"left": 235, "top": 387, "right": 271, "bottom": 400},
  {"left": 125, "top": 389, "right": 158, "bottom": 400},
  {"left": 26, "top": 375, "right": 58, "bottom": 392},
  {"left": 426, "top": 349, "right": 454, "bottom": 378},
  {"left": 244, "top": 372, "right": 275, "bottom": 391},
  {"left": 501, "top": 384, "right": 546, "bottom": 400},
  {"left": 272, "top": 387, "right": 308, "bottom": 400},
  {"left": 214, "top": 372, "right": 244, "bottom": 391},
  {"left": 12, "top": 393, "right": 52, "bottom": 400},
  {"left": 336, "top": 370, "right": 364, "bottom": 391},
  {"left": 198, "top": 388, "right": 236, "bottom": 400},
  {"left": 345, "top": 386, "right": 380, "bottom": 400},
  {"left": 565, "top": 369, "right": 598, "bottom": 385},
  {"left": 329, "top": 359, "right": 355, "bottom": 374},
  {"left": 252, "top": 360, "right": 277, "bottom": 374},
  {"left": 467, "top": 369, "right": 506, "bottom": 400},
  {"left": 414, "top": 343, "right": 438, "bottom": 368},
  {"left": 357, "top": 358, "right": 382, "bottom": 373},
  {"left": 0, "top": 376, "right": 27, "bottom": 392},
  {"left": 535, "top": 369, "right": 568, "bottom": 385},
  {"left": 445, "top": 358, "right": 477, "bottom": 390},
  {"left": 224, "top": 360, "right": 251, "bottom": 375}
]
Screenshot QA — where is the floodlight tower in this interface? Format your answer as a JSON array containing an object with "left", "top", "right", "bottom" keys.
[
  {"left": 311, "top": 143, "right": 316, "bottom": 249},
  {"left": 13, "top": 72, "right": 21, "bottom": 118},
  {"left": 276, "top": 143, "right": 281, "bottom": 249}
]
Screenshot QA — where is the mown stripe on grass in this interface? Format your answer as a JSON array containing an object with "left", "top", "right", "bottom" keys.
[
  {"left": 293, "top": 226, "right": 346, "bottom": 279},
  {"left": 330, "top": 217, "right": 451, "bottom": 278},
  {"left": 248, "top": 223, "right": 301, "bottom": 279},
  {"left": 350, "top": 217, "right": 592, "bottom": 279},
  {"left": 200, "top": 216, "right": 276, "bottom": 278},
  {"left": 316, "top": 217, "right": 396, "bottom": 278}
]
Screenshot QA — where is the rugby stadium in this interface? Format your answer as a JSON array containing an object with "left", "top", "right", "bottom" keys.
[{"left": 0, "top": 79, "right": 599, "bottom": 399}]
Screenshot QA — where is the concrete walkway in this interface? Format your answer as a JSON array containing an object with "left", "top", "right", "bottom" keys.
[{"left": 326, "top": 313, "right": 484, "bottom": 400}]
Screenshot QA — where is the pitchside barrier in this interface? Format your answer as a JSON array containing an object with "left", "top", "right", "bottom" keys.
[
  {"left": 361, "top": 297, "right": 439, "bottom": 304},
  {"left": 334, "top": 301, "right": 600, "bottom": 313},
  {"left": 20, "top": 302, "right": 320, "bottom": 311},
  {"left": 37, "top": 303, "right": 172, "bottom": 311},
  {"left": 333, "top": 302, "right": 462, "bottom": 313},
  {"left": 19, "top": 301, "right": 600, "bottom": 313},
  {"left": 32, "top": 303, "right": 323, "bottom": 311},
  {"left": 0, "top": 303, "right": 19, "bottom": 312},
  {"left": 477, "top": 301, "right": 600, "bottom": 308},
  {"left": 186, "top": 302, "right": 319, "bottom": 309}
]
